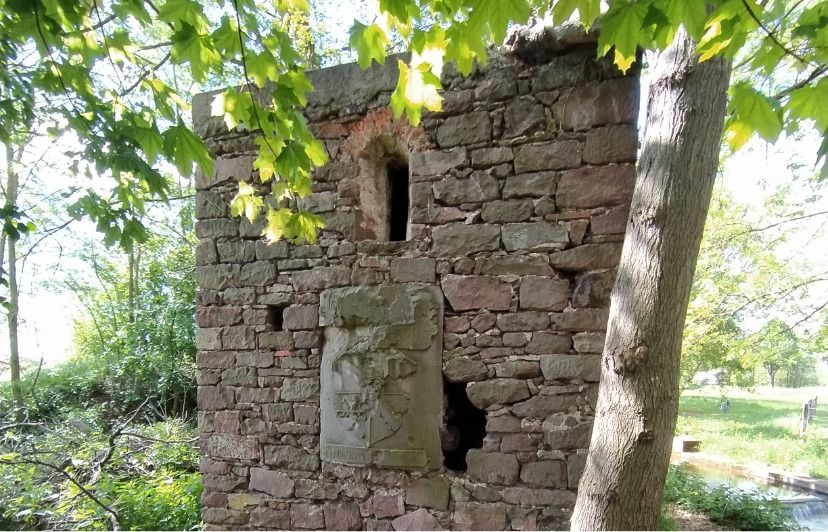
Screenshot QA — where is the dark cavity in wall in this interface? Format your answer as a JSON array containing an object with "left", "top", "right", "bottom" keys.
[
  {"left": 386, "top": 159, "right": 409, "bottom": 242},
  {"left": 442, "top": 380, "right": 486, "bottom": 471},
  {"left": 267, "top": 306, "right": 284, "bottom": 330}
]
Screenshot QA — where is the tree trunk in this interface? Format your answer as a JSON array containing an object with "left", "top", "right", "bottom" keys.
[
  {"left": 4, "top": 143, "right": 24, "bottom": 420},
  {"left": 571, "top": 29, "right": 731, "bottom": 530}
]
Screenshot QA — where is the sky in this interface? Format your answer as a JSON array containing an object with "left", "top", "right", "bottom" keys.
[{"left": 1, "top": 7, "right": 827, "bottom": 374}]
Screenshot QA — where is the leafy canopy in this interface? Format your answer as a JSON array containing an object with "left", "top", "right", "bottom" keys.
[{"left": 2, "top": 0, "right": 828, "bottom": 246}]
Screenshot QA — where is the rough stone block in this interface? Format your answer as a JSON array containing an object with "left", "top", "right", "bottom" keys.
[
  {"left": 197, "top": 386, "right": 234, "bottom": 410},
  {"left": 584, "top": 125, "right": 638, "bottom": 164},
  {"left": 390, "top": 258, "right": 436, "bottom": 283},
  {"left": 503, "top": 97, "right": 546, "bottom": 139},
  {"left": 573, "top": 332, "right": 605, "bottom": 353},
  {"left": 467, "top": 379, "right": 531, "bottom": 409},
  {"left": 481, "top": 199, "right": 534, "bottom": 223},
  {"left": 250, "top": 467, "right": 294, "bottom": 497},
  {"left": 502, "top": 171, "right": 557, "bottom": 198},
  {"left": 264, "top": 444, "right": 320, "bottom": 471},
  {"left": 239, "top": 261, "right": 278, "bottom": 286},
  {"left": 549, "top": 243, "right": 623, "bottom": 271},
  {"left": 443, "top": 358, "right": 489, "bottom": 383},
  {"left": 466, "top": 450, "right": 519, "bottom": 485},
  {"left": 437, "top": 111, "right": 492, "bottom": 147},
  {"left": 391, "top": 508, "right": 444, "bottom": 531},
  {"left": 283, "top": 305, "right": 319, "bottom": 330},
  {"left": 494, "top": 360, "right": 541, "bottom": 379},
  {"left": 442, "top": 275, "right": 512, "bottom": 311},
  {"left": 514, "top": 141, "right": 582, "bottom": 173},
  {"left": 526, "top": 332, "right": 572, "bottom": 354},
  {"left": 291, "top": 504, "right": 325, "bottom": 529},
  {"left": 433, "top": 170, "right": 499, "bottom": 205},
  {"left": 496, "top": 311, "right": 550, "bottom": 332},
  {"left": 196, "top": 306, "right": 243, "bottom": 328},
  {"left": 410, "top": 148, "right": 467, "bottom": 177},
  {"left": 203, "top": 434, "right": 259, "bottom": 460},
  {"left": 453, "top": 502, "right": 509, "bottom": 530},
  {"left": 557, "top": 165, "right": 635, "bottom": 209},
  {"left": 372, "top": 493, "right": 405, "bottom": 519},
  {"left": 222, "top": 326, "right": 256, "bottom": 349},
  {"left": 255, "top": 240, "right": 289, "bottom": 260},
  {"left": 476, "top": 255, "right": 554, "bottom": 276},
  {"left": 471, "top": 147, "right": 513, "bottom": 168},
  {"left": 510, "top": 394, "right": 578, "bottom": 419},
  {"left": 501, "top": 487, "right": 576, "bottom": 507},
  {"left": 405, "top": 477, "right": 450, "bottom": 510},
  {"left": 502, "top": 222, "right": 569, "bottom": 251},
  {"left": 519, "top": 277, "right": 569, "bottom": 311},
  {"left": 281, "top": 377, "right": 320, "bottom": 401},
  {"left": 549, "top": 309, "right": 609, "bottom": 331},
  {"left": 323, "top": 502, "right": 363, "bottom": 531},
  {"left": 540, "top": 354, "right": 601, "bottom": 382},
  {"left": 542, "top": 414, "right": 593, "bottom": 449},
  {"left": 520, "top": 461, "right": 567, "bottom": 488},
  {"left": 553, "top": 78, "right": 639, "bottom": 130},
  {"left": 431, "top": 223, "right": 501, "bottom": 257},
  {"left": 292, "top": 266, "right": 351, "bottom": 291}
]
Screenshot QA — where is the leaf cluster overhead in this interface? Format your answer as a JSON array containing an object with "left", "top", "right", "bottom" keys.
[{"left": 1, "top": 0, "right": 827, "bottom": 245}]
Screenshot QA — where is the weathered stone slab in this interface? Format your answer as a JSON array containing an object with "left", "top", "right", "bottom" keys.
[
  {"left": 410, "top": 148, "right": 467, "bottom": 176},
  {"left": 502, "top": 222, "right": 569, "bottom": 251},
  {"left": 549, "top": 243, "right": 623, "bottom": 271},
  {"left": 540, "top": 354, "right": 601, "bottom": 382},
  {"left": 454, "top": 502, "right": 509, "bottom": 530},
  {"left": 431, "top": 223, "right": 501, "bottom": 257},
  {"left": 556, "top": 165, "right": 635, "bottom": 208},
  {"left": 553, "top": 78, "right": 639, "bottom": 130},
  {"left": 481, "top": 199, "right": 534, "bottom": 223},
  {"left": 573, "top": 269, "right": 616, "bottom": 308},
  {"left": 467, "top": 379, "right": 531, "bottom": 409},
  {"left": 443, "top": 358, "right": 489, "bottom": 383},
  {"left": 437, "top": 112, "right": 492, "bottom": 147},
  {"left": 519, "top": 277, "right": 569, "bottom": 311},
  {"left": 466, "top": 450, "right": 519, "bottom": 485},
  {"left": 584, "top": 125, "right": 638, "bottom": 164},
  {"left": 542, "top": 414, "right": 593, "bottom": 449},
  {"left": 433, "top": 171, "right": 499, "bottom": 205},
  {"left": 514, "top": 141, "right": 582, "bottom": 173},
  {"left": 441, "top": 275, "right": 512, "bottom": 311},
  {"left": 320, "top": 285, "right": 443, "bottom": 469},
  {"left": 503, "top": 171, "right": 557, "bottom": 198}
]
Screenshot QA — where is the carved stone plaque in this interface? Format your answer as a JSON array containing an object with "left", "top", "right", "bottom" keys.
[{"left": 319, "top": 284, "right": 443, "bottom": 470}]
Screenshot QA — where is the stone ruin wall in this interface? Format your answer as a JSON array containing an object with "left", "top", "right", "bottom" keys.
[{"left": 194, "top": 27, "right": 639, "bottom": 531}]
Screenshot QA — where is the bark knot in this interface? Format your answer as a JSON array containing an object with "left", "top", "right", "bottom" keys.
[{"left": 609, "top": 344, "right": 649, "bottom": 375}]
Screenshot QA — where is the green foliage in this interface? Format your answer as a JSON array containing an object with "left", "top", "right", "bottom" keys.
[
  {"left": 0, "top": 418, "right": 200, "bottom": 531},
  {"left": 662, "top": 464, "right": 798, "bottom": 531},
  {"left": 0, "top": 227, "right": 198, "bottom": 420}
]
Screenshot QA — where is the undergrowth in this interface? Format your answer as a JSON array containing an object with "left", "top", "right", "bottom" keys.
[{"left": 662, "top": 464, "right": 799, "bottom": 531}]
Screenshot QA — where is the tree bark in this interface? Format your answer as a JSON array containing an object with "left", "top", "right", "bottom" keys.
[
  {"left": 4, "top": 143, "right": 24, "bottom": 420},
  {"left": 571, "top": 29, "right": 732, "bottom": 530}
]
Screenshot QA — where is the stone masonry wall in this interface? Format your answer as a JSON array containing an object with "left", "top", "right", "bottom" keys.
[{"left": 194, "top": 25, "right": 639, "bottom": 531}]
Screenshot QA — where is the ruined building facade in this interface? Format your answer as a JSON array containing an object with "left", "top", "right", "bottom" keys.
[{"left": 194, "top": 27, "right": 639, "bottom": 531}]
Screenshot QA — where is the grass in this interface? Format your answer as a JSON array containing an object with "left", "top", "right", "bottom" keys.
[{"left": 676, "top": 386, "right": 828, "bottom": 479}]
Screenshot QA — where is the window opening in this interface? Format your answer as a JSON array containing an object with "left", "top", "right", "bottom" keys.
[
  {"left": 442, "top": 380, "right": 487, "bottom": 471},
  {"left": 387, "top": 159, "right": 409, "bottom": 241}
]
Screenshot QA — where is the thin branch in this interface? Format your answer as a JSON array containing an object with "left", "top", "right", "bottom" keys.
[
  {"left": 774, "top": 64, "right": 828, "bottom": 99},
  {"left": 740, "top": 0, "right": 813, "bottom": 67},
  {"left": 0, "top": 456, "right": 121, "bottom": 530},
  {"left": 119, "top": 52, "right": 172, "bottom": 97}
]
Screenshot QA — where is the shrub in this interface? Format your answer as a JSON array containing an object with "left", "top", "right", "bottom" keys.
[{"left": 663, "top": 465, "right": 798, "bottom": 531}]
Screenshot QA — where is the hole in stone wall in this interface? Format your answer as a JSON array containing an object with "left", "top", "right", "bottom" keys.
[
  {"left": 386, "top": 159, "right": 409, "bottom": 241},
  {"left": 267, "top": 306, "right": 284, "bottom": 330},
  {"left": 442, "top": 380, "right": 487, "bottom": 471}
]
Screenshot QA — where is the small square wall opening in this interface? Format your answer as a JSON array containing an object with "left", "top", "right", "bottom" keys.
[{"left": 266, "top": 306, "right": 284, "bottom": 330}]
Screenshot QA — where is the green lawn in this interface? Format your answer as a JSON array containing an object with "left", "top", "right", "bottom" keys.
[{"left": 676, "top": 386, "right": 828, "bottom": 479}]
